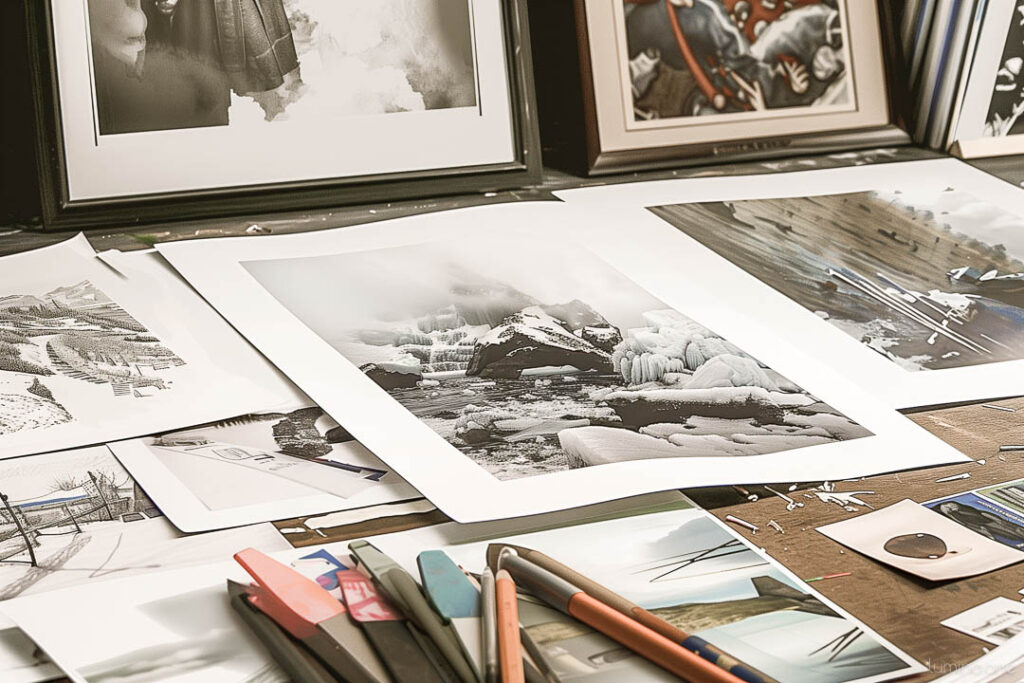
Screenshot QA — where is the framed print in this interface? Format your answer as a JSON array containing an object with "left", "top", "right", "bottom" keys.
[
  {"left": 950, "top": 0, "right": 1024, "bottom": 158},
  {"left": 557, "top": 0, "right": 910, "bottom": 174},
  {"left": 26, "top": 0, "right": 540, "bottom": 229}
]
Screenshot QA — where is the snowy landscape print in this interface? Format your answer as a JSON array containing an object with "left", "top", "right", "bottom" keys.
[
  {"left": 0, "top": 280, "right": 184, "bottom": 436},
  {"left": 244, "top": 238, "right": 870, "bottom": 480},
  {"left": 650, "top": 189, "right": 1024, "bottom": 372}
]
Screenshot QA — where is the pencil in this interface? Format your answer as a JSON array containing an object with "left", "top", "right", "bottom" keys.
[
  {"left": 497, "top": 548, "right": 744, "bottom": 683},
  {"left": 480, "top": 567, "right": 499, "bottom": 683},
  {"left": 495, "top": 569, "right": 525, "bottom": 683},
  {"left": 488, "top": 543, "right": 772, "bottom": 683}
]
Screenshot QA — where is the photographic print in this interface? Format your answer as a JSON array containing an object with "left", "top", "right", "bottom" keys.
[
  {"left": 244, "top": 236, "right": 871, "bottom": 481},
  {"left": 109, "top": 402, "right": 420, "bottom": 532},
  {"left": 924, "top": 491, "right": 1024, "bottom": 550},
  {"left": 0, "top": 240, "right": 301, "bottom": 459},
  {"left": 984, "top": 1, "right": 1024, "bottom": 138},
  {"left": 649, "top": 186, "right": 1024, "bottom": 372},
  {"left": 86, "top": 0, "right": 477, "bottom": 135},
  {"left": 942, "top": 597, "right": 1024, "bottom": 645},
  {"left": 816, "top": 499, "right": 1024, "bottom": 581},
  {"left": 370, "top": 507, "right": 921, "bottom": 682},
  {"left": 624, "top": 0, "right": 853, "bottom": 124},
  {"left": 0, "top": 446, "right": 289, "bottom": 601}
]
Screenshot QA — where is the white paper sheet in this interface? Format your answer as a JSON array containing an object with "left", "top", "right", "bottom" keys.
[
  {"left": 0, "top": 237, "right": 304, "bottom": 458},
  {"left": 942, "top": 597, "right": 1024, "bottom": 645},
  {"left": 817, "top": 499, "right": 1024, "bottom": 581},
  {"left": 108, "top": 402, "right": 421, "bottom": 533},
  {"left": 556, "top": 158, "right": 1024, "bottom": 410},
  {"left": 157, "top": 202, "right": 968, "bottom": 522},
  {"left": 0, "top": 445, "right": 290, "bottom": 601},
  {"left": 0, "top": 626, "right": 61, "bottom": 683}
]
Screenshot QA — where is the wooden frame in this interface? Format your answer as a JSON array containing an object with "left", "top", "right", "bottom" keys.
[
  {"left": 537, "top": 0, "right": 911, "bottom": 175},
  {"left": 26, "top": 0, "right": 541, "bottom": 230}
]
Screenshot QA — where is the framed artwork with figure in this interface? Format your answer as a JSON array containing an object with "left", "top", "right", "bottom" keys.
[
  {"left": 26, "top": 0, "right": 540, "bottom": 229},
  {"left": 537, "top": 0, "right": 910, "bottom": 174}
]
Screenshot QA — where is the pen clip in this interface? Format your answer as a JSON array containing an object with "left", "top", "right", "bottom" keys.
[{"left": 234, "top": 547, "right": 345, "bottom": 640}]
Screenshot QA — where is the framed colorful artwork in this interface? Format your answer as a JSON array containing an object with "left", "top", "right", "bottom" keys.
[{"left": 535, "top": 0, "right": 911, "bottom": 174}]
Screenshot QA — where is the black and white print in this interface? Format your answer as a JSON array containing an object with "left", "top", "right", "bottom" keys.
[
  {"left": 650, "top": 187, "right": 1024, "bottom": 372},
  {"left": 87, "top": 0, "right": 478, "bottom": 135},
  {"left": 0, "top": 446, "right": 288, "bottom": 601},
  {"left": 985, "top": 1, "right": 1024, "bottom": 137},
  {"left": 109, "top": 402, "right": 418, "bottom": 532},
  {"left": 244, "top": 237, "right": 871, "bottom": 481},
  {"left": 0, "top": 280, "right": 183, "bottom": 436}
]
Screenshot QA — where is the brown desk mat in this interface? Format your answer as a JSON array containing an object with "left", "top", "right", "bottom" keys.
[{"left": 708, "top": 396, "right": 1024, "bottom": 680}]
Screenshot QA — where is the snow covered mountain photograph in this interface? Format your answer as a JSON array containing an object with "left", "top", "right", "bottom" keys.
[
  {"left": 244, "top": 238, "right": 871, "bottom": 480},
  {"left": 649, "top": 188, "right": 1024, "bottom": 372}
]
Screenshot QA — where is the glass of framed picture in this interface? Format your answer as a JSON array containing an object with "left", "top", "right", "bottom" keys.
[
  {"left": 562, "top": 0, "right": 910, "bottom": 174},
  {"left": 27, "top": 0, "right": 540, "bottom": 229}
]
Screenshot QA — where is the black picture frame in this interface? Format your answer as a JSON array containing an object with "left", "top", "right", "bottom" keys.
[
  {"left": 26, "top": 0, "right": 541, "bottom": 231},
  {"left": 531, "top": 0, "right": 911, "bottom": 176}
]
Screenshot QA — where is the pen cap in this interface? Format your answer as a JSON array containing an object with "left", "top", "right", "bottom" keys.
[
  {"left": 417, "top": 550, "right": 481, "bottom": 619},
  {"left": 498, "top": 552, "right": 578, "bottom": 613},
  {"left": 234, "top": 548, "right": 345, "bottom": 640}
]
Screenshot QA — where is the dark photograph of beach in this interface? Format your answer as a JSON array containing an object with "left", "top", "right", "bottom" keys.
[{"left": 650, "top": 188, "right": 1024, "bottom": 371}]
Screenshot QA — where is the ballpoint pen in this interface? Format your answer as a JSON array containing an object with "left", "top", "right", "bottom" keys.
[
  {"left": 338, "top": 568, "right": 447, "bottom": 683},
  {"left": 480, "top": 566, "right": 499, "bottom": 683},
  {"left": 350, "top": 540, "right": 476, "bottom": 683}
]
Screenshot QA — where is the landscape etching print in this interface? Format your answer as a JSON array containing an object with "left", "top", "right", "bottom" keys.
[{"left": 0, "top": 280, "right": 184, "bottom": 435}]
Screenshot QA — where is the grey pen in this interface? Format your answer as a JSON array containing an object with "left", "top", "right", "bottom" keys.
[{"left": 480, "top": 566, "right": 499, "bottom": 683}]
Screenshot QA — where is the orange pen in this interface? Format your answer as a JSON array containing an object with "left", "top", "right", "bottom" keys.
[
  {"left": 495, "top": 569, "right": 525, "bottom": 683},
  {"left": 497, "top": 549, "right": 742, "bottom": 683}
]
